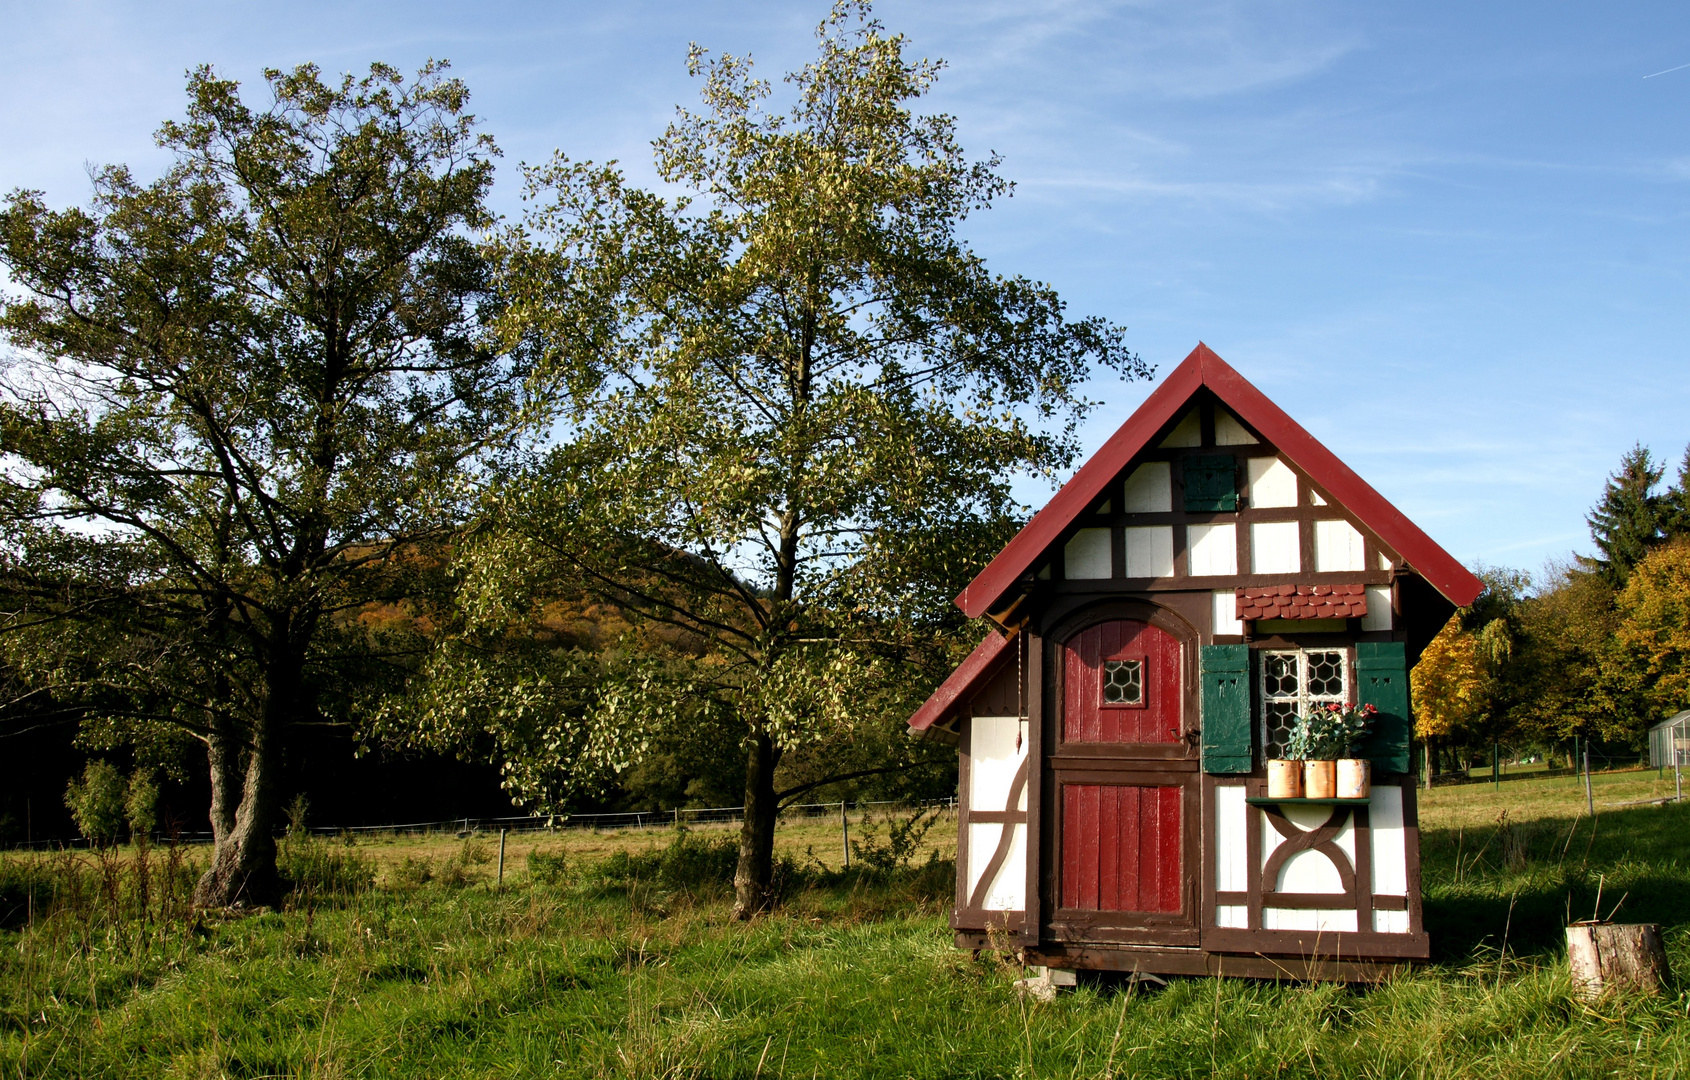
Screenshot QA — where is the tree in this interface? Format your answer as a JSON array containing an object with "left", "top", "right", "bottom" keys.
[
  {"left": 396, "top": 2, "right": 1146, "bottom": 916},
  {"left": 1585, "top": 444, "right": 1666, "bottom": 588},
  {"left": 1411, "top": 615, "right": 1489, "bottom": 770},
  {"left": 0, "top": 61, "right": 518, "bottom": 905},
  {"left": 64, "top": 760, "right": 127, "bottom": 846},
  {"left": 1612, "top": 541, "right": 1690, "bottom": 724}
]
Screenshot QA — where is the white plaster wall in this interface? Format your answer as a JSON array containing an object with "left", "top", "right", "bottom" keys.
[
  {"left": 1215, "top": 785, "right": 1249, "bottom": 893},
  {"left": 1161, "top": 410, "right": 1201, "bottom": 448},
  {"left": 1374, "top": 909, "right": 1410, "bottom": 934},
  {"left": 1215, "top": 409, "right": 1256, "bottom": 445},
  {"left": 1370, "top": 786, "right": 1409, "bottom": 898},
  {"left": 1251, "top": 521, "right": 1301, "bottom": 574},
  {"left": 1123, "top": 462, "right": 1172, "bottom": 512},
  {"left": 1248, "top": 457, "right": 1299, "bottom": 508},
  {"left": 1125, "top": 526, "right": 1175, "bottom": 578},
  {"left": 967, "top": 821, "right": 1027, "bottom": 910},
  {"left": 1187, "top": 523, "right": 1238, "bottom": 576},
  {"left": 967, "top": 716, "right": 1029, "bottom": 911},
  {"left": 1216, "top": 905, "right": 1248, "bottom": 928},
  {"left": 1263, "top": 908, "right": 1359, "bottom": 932},
  {"left": 1362, "top": 586, "right": 1393, "bottom": 631},
  {"left": 1212, "top": 590, "right": 1244, "bottom": 635},
  {"left": 1278, "top": 849, "right": 1345, "bottom": 893},
  {"left": 1065, "top": 528, "right": 1112, "bottom": 579},
  {"left": 1314, "top": 520, "right": 1366, "bottom": 572}
]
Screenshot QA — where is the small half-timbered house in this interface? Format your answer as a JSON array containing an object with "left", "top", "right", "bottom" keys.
[{"left": 908, "top": 344, "right": 1482, "bottom": 980}]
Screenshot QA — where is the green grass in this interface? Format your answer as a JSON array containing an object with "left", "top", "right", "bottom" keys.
[{"left": 4, "top": 777, "right": 1690, "bottom": 1078}]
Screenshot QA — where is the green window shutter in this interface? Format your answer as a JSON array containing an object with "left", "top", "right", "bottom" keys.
[
  {"left": 1356, "top": 641, "right": 1412, "bottom": 774},
  {"left": 1184, "top": 456, "right": 1238, "bottom": 512},
  {"left": 1201, "top": 644, "right": 1252, "bottom": 774}
]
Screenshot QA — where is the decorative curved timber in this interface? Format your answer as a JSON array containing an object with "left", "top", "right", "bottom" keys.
[
  {"left": 967, "top": 755, "right": 1030, "bottom": 911},
  {"left": 1259, "top": 803, "right": 1358, "bottom": 902}
]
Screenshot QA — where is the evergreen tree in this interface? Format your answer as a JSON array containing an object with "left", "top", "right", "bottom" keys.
[{"left": 1584, "top": 444, "right": 1666, "bottom": 588}]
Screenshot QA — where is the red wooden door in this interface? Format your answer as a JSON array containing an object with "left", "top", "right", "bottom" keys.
[{"left": 1049, "top": 618, "right": 1197, "bottom": 943}]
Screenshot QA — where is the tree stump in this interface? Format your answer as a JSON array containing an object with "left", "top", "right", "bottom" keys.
[{"left": 1566, "top": 923, "right": 1668, "bottom": 999}]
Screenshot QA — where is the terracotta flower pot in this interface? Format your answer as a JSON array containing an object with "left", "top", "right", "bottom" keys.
[
  {"left": 1337, "top": 758, "right": 1372, "bottom": 799},
  {"left": 1266, "top": 759, "right": 1304, "bottom": 799},
  {"left": 1303, "top": 759, "right": 1337, "bottom": 799}
]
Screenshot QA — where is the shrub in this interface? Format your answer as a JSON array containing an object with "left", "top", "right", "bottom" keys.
[
  {"left": 64, "top": 760, "right": 127, "bottom": 846},
  {"left": 527, "top": 849, "right": 569, "bottom": 886},
  {"left": 592, "top": 828, "right": 741, "bottom": 895},
  {"left": 279, "top": 836, "right": 375, "bottom": 897},
  {"left": 391, "top": 855, "right": 434, "bottom": 888},
  {"left": 850, "top": 805, "right": 942, "bottom": 871},
  {"left": 125, "top": 768, "right": 159, "bottom": 841}
]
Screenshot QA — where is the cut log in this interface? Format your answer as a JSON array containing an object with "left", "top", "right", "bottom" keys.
[{"left": 1566, "top": 923, "right": 1668, "bottom": 999}]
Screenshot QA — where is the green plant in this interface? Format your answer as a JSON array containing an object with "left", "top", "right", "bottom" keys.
[
  {"left": 391, "top": 855, "right": 434, "bottom": 888},
  {"left": 277, "top": 836, "right": 374, "bottom": 897},
  {"left": 123, "top": 768, "right": 159, "bottom": 842},
  {"left": 527, "top": 849, "right": 569, "bottom": 886},
  {"left": 1286, "top": 703, "right": 1376, "bottom": 760},
  {"left": 850, "top": 805, "right": 942, "bottom": 871},
  {"left": 64, "top": 760, "right": 127, "bottom": 846}
]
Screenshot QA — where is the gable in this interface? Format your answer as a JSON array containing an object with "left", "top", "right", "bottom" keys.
[{"left": 955, "top": 344, "right": 1482, "bottom": 619}]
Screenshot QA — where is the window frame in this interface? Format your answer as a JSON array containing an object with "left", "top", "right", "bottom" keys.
[
  {"left": 1257, "top": 647, "right": 1352, "bottom": 758},
  {"left": 1100, "top": 656, "right": 1148, "bottom": 710}
]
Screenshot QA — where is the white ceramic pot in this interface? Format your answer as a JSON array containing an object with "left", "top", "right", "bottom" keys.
[
  {"left": 1337, "top": 758, "right": 1372, "bottom": 799},
  {"left": 1266, "top": 759, "right": 1304, "bottom": 799},
  {"left": 1303, "top": 759, "right": 1337, "bottom": 800}
]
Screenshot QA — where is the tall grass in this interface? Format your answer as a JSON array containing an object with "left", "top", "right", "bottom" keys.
[{"left": 3, "top": 788, "right": 1688, "bottom": 1078}]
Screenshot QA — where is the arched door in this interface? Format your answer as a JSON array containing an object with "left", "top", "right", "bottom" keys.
[{"left": 1048, "top": 617, "right": 1199, "bottom": 945}]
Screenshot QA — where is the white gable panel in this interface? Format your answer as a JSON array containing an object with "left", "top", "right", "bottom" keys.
[
  {"left": 1250, "top": 521, "right": 1301, "bottom": 574},
  {"left": 1214, "top": 409, "right": 1256, "bottom": 445},
  {"left": 1314, "top": 519, "right": 1366, "bottom": 572},
  {"left": 1122, "top": 461, "right": 1172, "bottom": 512},
  {"left": 1159, "top": 410, "right": 1201, "bottom": 448},
  {"left": 1248, "top": 457, "right": 1299, "bottom": 508},
  {"left": 1187, "top": 523, "right": 1238, "bottom": 576},
  {"left": 1064, "top": 528, "right": 1112, "bottom": 579},
  {"left": 1124, "top": 526, "right": 1174, "bottom": 578}
]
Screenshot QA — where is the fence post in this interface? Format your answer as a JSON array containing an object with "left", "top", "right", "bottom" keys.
[
  {"left": 497, "top": 828, "right": 507, "bottom": 891},
  {"left": 1493, "top": 743, "right": 1500, "bottom": 790},
  {"left": 1662, "top": 740, "right": 1676, "bottom": 807},
  {"left": 841, "top": 801, "right": 850, "bottom": 869},
  {"left": 1584, "top": 744, "right": 1594, "bottom": 816}
]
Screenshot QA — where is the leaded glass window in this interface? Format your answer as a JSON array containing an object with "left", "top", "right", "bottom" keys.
[
  {"left": 1260, "top": 649, "right": 1349, "bottom": 756},
  {"left": 1103, "top": 659, "right": 1144, "bottom": 705}
]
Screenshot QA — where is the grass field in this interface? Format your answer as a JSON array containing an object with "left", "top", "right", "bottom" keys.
[{"left": 4, "top": 770, "right": 1690, "bottom": 1079}]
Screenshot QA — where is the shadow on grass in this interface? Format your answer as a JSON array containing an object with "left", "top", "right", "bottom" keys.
[{"left": 1421, "top": 799, "right": 1690, "bottom": 962}]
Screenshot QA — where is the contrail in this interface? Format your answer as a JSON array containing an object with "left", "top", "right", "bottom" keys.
[{"left": 1644, "top": 61, "right": 1690, "bottom": 79}]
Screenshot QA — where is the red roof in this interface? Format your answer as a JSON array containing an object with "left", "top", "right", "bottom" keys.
[
  {"left": 1237, "top": 584, "right": 1368, "bottom": 620},
  {"left": 906, "top": 630, "right": 1012, "bottom": 733},
  {"left": 954, "top": 343, "right": 1483, "bottom": 618}
]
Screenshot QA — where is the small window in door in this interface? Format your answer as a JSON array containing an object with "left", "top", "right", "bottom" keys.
[{"left": 1102, "top": 659, "right": 1145, "bottom": 707}]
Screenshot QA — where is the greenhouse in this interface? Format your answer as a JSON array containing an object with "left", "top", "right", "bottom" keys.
[{"left": 1647, "top": 709, "right": 1690, "bottom": 770}]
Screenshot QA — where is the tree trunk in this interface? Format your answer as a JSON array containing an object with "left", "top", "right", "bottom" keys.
[
  {"left": 193, "top": 723, "right": 280, "bottom": 907},
  {"left": 1566, "top": 923, "right": 1668, "bottom": 999},
  {"left": 733, "top": 729, "right": 780, "bottom": 919},
  {"left": 193, "top": 654, "right": 299, "bottom": 908}
]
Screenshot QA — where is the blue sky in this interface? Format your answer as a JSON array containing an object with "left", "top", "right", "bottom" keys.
[{"left": 4, "top": 1, "right": 1688, "bottom": 580}]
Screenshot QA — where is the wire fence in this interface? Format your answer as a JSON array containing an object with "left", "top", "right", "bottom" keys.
[
  {"left": 3, "top": 796, "right": 959, "bottom": 852},
  {"left": 1424, "top": 741, "right": 1649, "bottom": 788}
]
